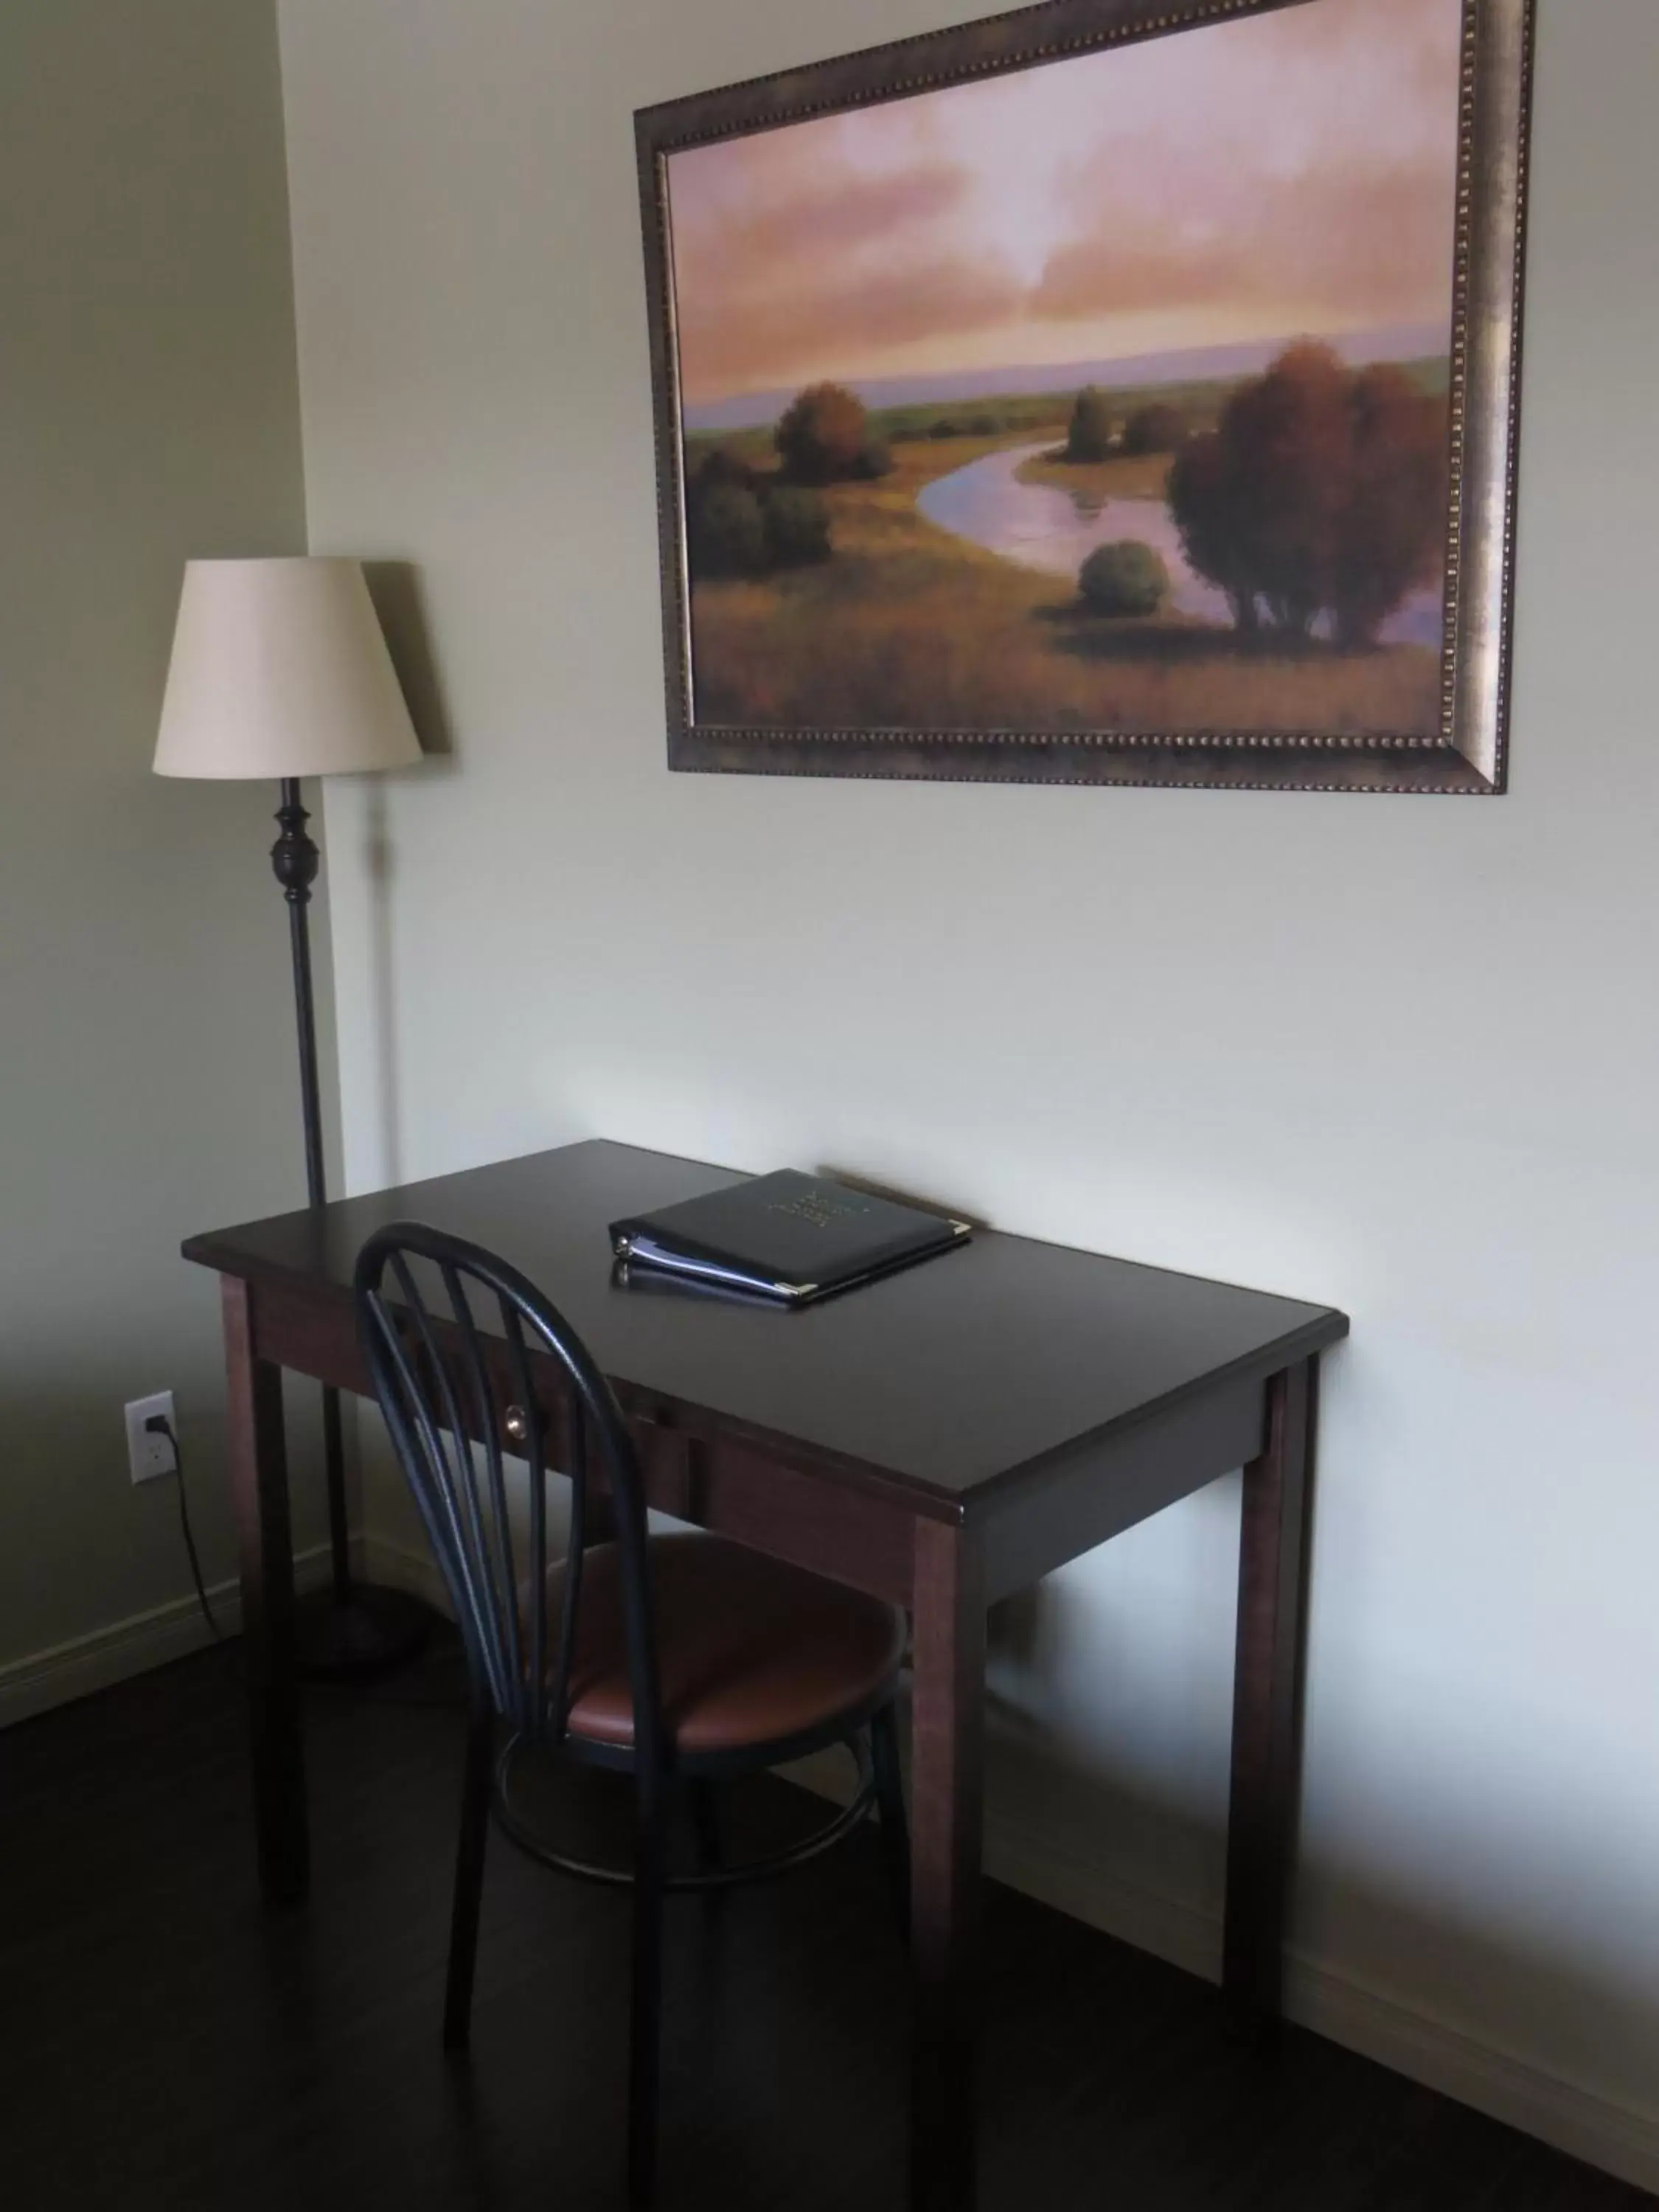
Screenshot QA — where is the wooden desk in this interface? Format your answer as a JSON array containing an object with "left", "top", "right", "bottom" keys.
[{"left": 184, "top": 1138, "right": 1348, "bottom": 2212}]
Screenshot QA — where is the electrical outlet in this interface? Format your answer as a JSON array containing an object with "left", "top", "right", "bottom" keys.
[{"left": 125, "top": 1391, "right": 178, "bottom": 1484}]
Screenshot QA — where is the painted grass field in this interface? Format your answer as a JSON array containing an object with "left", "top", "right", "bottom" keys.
[{"left": 684, "top": 418, "right": 1446, "bottom": 738}]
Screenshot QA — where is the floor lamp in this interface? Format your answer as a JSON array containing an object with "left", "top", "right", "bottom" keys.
[{"left": 155, "top": 557, "right": 431, "bottom": 1674}]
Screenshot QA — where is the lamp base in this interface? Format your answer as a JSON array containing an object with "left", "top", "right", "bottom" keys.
[{"left": 296, "top": 1582, "right": 434, "bottom": 1679}]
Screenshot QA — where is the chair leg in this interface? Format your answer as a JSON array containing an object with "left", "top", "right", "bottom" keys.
[
  {"left": 629, "top": 1786, "right": 667, "bottom": 2209},
  {"left": 443, "top": 1703, "right": 493, "bottom": 2053},
  {"left": 869, "top": 1701, "right": 911, "bottom": 1938}
]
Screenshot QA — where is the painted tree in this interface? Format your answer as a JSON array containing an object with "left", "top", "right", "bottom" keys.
[
  {"left": 775, "top": 383, "right": 890, "bottom": 484},
  {"left": 1167, "top": 341, "right": 1447, "bottom": 646},
  {"left": 688, "top": 481, "right": 768, "bottom": 579},
  {"left": 686, "top": 448, "right": 831, "bottom": 579},
  {"left": 1121, "top": 401, "right": 1187, "bottom": 457},
  {"left": 1329, "top": 364, "right": 1448, "bottom": 648},
  {"left": 1065, "top": 384, "right": 1114, "bottom": 463},
  {"left": 762, "top": 485, "right": 832, "bottom": 569}
]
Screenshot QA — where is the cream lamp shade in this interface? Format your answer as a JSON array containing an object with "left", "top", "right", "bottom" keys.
[{"left": 153, "top": 556, "right": 421, "bottom": 779}]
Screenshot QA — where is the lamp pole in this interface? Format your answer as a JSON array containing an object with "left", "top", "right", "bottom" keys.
[
  {"left": 271, "top": 782, "right": 350, "bottom": 1603},
  {"left": 271, "top": 778, "right": 427, "bottom": 1672}
]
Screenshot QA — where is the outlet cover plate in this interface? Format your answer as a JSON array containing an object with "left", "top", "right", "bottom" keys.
[{"left": 125, "top": 1392, "right": 178, "bottom": 1484}]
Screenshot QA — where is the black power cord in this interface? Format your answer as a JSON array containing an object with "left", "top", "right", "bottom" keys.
[
  {"left": 147, "top": 1413, "right": 228, "bottom": 1644},
  {"left": 147, "top": 1412, "right": 463, "bottom": 1710}
]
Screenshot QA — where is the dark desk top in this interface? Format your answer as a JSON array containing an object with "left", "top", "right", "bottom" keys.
[{"left": 185, "top": 1139, "right": 1347, "bottom": 1513}]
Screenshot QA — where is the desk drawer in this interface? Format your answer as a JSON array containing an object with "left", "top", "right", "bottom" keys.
[{"left": 648, "top": 1432, "right": 914, "bottom": 1610}]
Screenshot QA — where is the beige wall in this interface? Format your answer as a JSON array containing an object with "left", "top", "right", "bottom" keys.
[
  {"left": 0, "top": 0, "right": 321, "bottom": 1705},
  {"left": 278, "top": 0, "right": 1659, "bottom": 2184}
]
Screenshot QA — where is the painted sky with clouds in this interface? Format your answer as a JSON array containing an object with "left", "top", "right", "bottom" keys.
[{"left": 667, "top": 0, "right": 1464, "bottom": 408}]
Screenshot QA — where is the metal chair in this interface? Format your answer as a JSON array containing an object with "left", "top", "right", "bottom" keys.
[{"left": 354, "top": 1222, "right": 909, "bottom": 2208}]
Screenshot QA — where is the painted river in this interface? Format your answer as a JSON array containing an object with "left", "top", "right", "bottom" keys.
[{"left": 915, "top": 440, "right": 1445, "bottom": 650}]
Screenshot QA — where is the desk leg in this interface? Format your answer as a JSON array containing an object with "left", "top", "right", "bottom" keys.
[
  {"left": 908, "top": 1517, "right": 986, "bottom": 2212},
  {"left": 1224, "top": 1356, "right": 1315, "bottom": 2026},
  {"left": 222, "top": 1275, "right": 308, "bottom": 1907}
]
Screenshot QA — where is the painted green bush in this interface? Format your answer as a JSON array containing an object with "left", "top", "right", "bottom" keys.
[{"left": 1078, "top": 540, "right": 1170, "bottom": 617}]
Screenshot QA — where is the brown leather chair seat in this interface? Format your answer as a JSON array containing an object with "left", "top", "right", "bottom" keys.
[{"left": 542, "top": 1532, "right": 906, "bottom": 1757}]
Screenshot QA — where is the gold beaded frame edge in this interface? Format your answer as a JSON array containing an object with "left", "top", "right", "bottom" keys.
[{"left": 633, "top": 0, "right": 1536, "bottom": 796}]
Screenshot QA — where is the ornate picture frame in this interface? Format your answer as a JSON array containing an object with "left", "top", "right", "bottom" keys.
[{"left": 636, "top": 0, "right": 1534, "bottom": 794}]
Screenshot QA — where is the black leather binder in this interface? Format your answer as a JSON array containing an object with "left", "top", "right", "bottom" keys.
[{"left": 609, "top": 1170, "right": 970, "bottom": 1306}]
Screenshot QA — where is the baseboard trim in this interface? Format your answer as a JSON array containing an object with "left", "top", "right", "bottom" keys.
[
  {"left": 790, "top": 1728, "right": 1659, "bottom": 2196},
  {"left": 1286, "top": 1955, "right": 1659, "bottom": 2199},
  {"left": 0, "top": 1534, "right": 449, "bottom": 1734},
  {"left": 0, "top": 1544, "right": 335, "bottom": 1729},
  {"left": 987, "top": 1802, "right": 1659, "bottom": 2199}
]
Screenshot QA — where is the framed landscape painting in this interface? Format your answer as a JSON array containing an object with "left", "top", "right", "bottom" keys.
[{"left": 636, "top": 0, "right": 1535, "bottom": 794}]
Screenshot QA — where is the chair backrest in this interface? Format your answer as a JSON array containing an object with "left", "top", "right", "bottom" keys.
[{"left": 354, "top": 1222, "right": 664, "bottom": 1773}]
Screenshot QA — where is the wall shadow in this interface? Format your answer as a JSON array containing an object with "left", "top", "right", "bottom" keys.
[
  {"left": 364, "top": 779, "right": 404, "bottom": 1190},
  {"left": 362, "top": 558, "right": 457, "bottom": 762}
]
